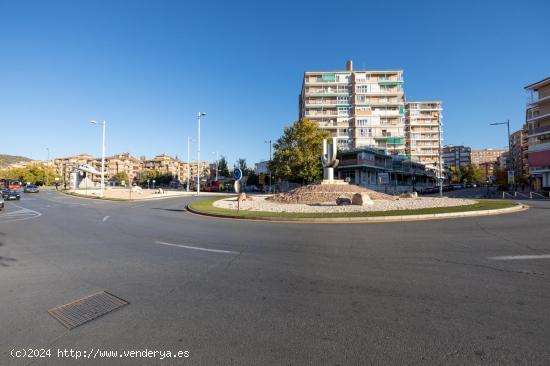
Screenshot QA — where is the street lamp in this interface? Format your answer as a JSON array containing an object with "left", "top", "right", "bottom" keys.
[
  {"left": 212, "top": 151, "right": 219, "bottom": 181},
  {"left": 196, "top": 112, "right": 206, "bottom": 195},
  {"left": 90, "top": 120, "right": 106, "bottom": 198},
  {"left": 264, "top": 140, "right": 272, "bottom": 192},
  {"left": 490, "top": 119, "right": 512, "bottom": 191}
]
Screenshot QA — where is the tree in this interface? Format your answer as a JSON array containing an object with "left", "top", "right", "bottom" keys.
[
  {"left": 269, "top": 118, "right": 331, "bottom": 183},
  {"left": 217, "top": 156, "right": 230, "bottom": 178},
  {"left": 235, "top": 158, "right": 248, "bottom": 172},
  {"left": 0, "top": 164, "right": 58, "bottom": 185},
  {"left": 113, "top": 172, "right": 128, "bottom": 184}
]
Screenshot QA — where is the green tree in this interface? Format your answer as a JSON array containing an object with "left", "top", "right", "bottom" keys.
[
  {"left": 217, "top": 156, "right": 230, "bottom": 178},
  {"left": 0, "top": 164, "right": 58, "bottom": 185},
  {"left": 113, "top": 172, "right": 129, "bottom": 184},
  {"left": 235, "top": 158, "right": 248, "bottom": 172},
  {"left": 269, "top": 118, "right": 330, "bottom": 183}
]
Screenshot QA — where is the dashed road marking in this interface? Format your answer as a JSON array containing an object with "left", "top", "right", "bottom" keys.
[
  {"left": 489, "top": 254, "right": 550, "bottom": 261},
  {"left": 102, "top": 216, "right": 110, "bottom": 222},
  {"left": 154, "top": 240, "right": 238, "bottom": 254}
]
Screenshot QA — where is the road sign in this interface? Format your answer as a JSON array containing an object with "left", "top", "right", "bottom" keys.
[{"left": 233, "top": 168, "right": 242, "bottom": 181}]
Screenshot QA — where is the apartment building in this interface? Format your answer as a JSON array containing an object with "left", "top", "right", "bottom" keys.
[
  {"left": 299, "top": 61, "right": 407, "bottom": 156},
  {"left": 143, "top": 154, "right": 189, "bottom": 182},
  {"left": 105, "top": 152, "right": 143, "bottom": 183},
  {"left": 405, "top": 101, "right": 442, "bottom": 168},
  {"left": 52, "top": 154, "right": 100, "bottom": 183},
  {"left": 510, "top": 126, "right": 529, "bottom": 183},
  {"left": 471, "top": 149, "right": 506, "bottom": 166},
  {"left": 525, "top": 76, "right": 550, "bottom": 189},
  {"left": 442, "top": 145, "right": 471, "bottom": 169}
]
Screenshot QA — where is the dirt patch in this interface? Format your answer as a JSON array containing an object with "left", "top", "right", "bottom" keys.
[{"left": 267, "top": 183, "right": 396, "bottom": 204}]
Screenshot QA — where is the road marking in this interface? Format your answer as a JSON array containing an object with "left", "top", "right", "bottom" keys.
[
  {"left": 102, "top": 216, "right": 110, "bottom": 222},
  {"left": 488, "top": 254, "right": 550, "bottom": 261},
  {"left": 0, "top": 203, "right": 42, "bottom": 223},
  {"left": 154, "top": 240, "right": 238, "bottom": 254}
]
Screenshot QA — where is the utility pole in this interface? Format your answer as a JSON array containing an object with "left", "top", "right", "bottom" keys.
[{"left": 490, "top": 119, "right": 513, "bottom": 191}]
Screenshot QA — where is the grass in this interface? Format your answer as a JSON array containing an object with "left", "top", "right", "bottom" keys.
[{"left": 188, "top": 196, "right": 519, "bottom": 219}]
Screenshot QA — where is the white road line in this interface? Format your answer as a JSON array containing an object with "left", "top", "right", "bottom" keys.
[
  {"left": 102, "top": 216, "right": 110, "bottom": 222},
  {"left": 154, "top": 240, "right": 238, "bottom": 254},
  {"left": 488, "top": 254, "right": 550, "bottom": 261}
]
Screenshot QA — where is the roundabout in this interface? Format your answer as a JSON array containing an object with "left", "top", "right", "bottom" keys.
[{"left": 187, "top": 195, "right": 525, "bottom": 223}]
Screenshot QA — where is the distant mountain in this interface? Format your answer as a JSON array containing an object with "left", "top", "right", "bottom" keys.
[{"left": 0, "top": 154, "right": 32, "bottom": 168}]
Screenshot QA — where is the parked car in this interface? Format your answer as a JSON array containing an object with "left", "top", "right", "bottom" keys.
[
  {"left": 3, "top": 190, "right": 21, "bottom": 200},
  {"left": 24, "top": 184, "right": 39, "bottom": 193},
  {"left": 0, "top": 195, "right": 4, "bottom": 210}
]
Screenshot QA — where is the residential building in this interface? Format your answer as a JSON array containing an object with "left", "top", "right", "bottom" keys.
[
  {"left": 442, "top": 145, "right": 471, "bottom": 169},
  {"left": 336, "top": 147, "right": 393, "bottom": 187},
  {"left": 52, "top": 154, "right": 100, "bottom": 184},
  {"left": 299, "top": 61, "right": 407, "bottom": 156},
  {"left": 104, "top": 152, "right": 143, "bottom": 183},
  {"left": 336, "top": 147, "right": 436, "bottom": 192},
  {"left": 143, "top": 154, "right": 188, "bottom": 182},
  {"left": 471, "top": 149, "right": 506, "bottom": 166},
  {"left": 510, "top": 125, "right": 529, "bottom": 183},
  {"left": 405, "top": 101, "right": 442, "bottom": 168},
  {"left": 525, "top": 76, "right": 550, "bottom": 189}
]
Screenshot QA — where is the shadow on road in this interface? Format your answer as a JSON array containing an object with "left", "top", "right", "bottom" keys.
[{"left": 150, "top": 208, "right": 187, "bottom": 213}]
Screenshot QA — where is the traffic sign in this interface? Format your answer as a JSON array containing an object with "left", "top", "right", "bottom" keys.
[{"left": 233, "top": 168, "right": 242, "bottom": 181}]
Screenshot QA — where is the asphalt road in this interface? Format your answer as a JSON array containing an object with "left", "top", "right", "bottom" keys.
[{"left": 1, "top": 190, "right": 549, "bottom": 365}]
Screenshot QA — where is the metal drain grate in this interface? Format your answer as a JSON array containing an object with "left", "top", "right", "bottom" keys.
[{"left": 48, "top": 291, "right": 129, "bottom": 329}]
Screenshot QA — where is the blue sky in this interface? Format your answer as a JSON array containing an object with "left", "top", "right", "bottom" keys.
[{"left": 1, "top": 0, "right": 549, "bottom": 165}]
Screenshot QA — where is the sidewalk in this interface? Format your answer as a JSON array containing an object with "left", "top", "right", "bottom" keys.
[{"left": 69, "top": 188, "right": 224, "bottom": 201}]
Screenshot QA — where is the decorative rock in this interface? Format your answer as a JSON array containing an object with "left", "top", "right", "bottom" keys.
[
  {"left": 336, "top": 196, "right": 352, "bottom": 206},
  {"left": 131, "top": 186, "right": 143, "bottom": 194},
  {"left": 352, "top": 192, "right": 373, "bottom": 206},
  {"left": 400, "top": 191, "right": 418, "bottom": 199},
  {"left": 238, "top": 192, "right": 247, "bottom": 201}
]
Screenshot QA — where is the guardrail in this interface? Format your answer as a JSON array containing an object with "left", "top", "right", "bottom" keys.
[{"left": 501, "top": 191, "right": 550, "bottom": 199}]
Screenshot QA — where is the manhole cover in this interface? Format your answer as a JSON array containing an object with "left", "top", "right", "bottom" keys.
[{"left": 48, "top": 291, "right": 129, "bottom": 329}]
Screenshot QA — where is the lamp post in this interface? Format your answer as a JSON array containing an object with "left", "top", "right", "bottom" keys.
[
  {"left": 490, "top": 119, "right": 512, "bottom": 191},
  {"left": 264, "top": 140, "right": 272, "bottom": 192},
  {"left": 196, "top": 112, "right": 206, "bottom": 195},
  {"left": 90, "top": 120, "right": 106, "bottom": 198}
]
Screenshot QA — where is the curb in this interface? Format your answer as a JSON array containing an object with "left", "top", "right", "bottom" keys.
[{"left": 186, "top": 202, "right": 528, "bottom": 224}]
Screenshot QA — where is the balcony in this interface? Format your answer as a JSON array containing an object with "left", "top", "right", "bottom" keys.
[
  {"left": 527, "top": 124, "right": 550, "bottom": 137},
  {"left": 526, "top": 111, "right": 550, "bottom": 123}
]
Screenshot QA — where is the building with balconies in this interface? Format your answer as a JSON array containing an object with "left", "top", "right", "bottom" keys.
[
  {"left": 525, "top": 76, "right": 550, "bottom": 190},
  {"left": 299, "top": 61, "right": 407, "bottom": 156},
  {"left": 442, "top": 145, "right": 471, "bottom": 170},
  {"left": 511, "top": 125, "right": 529, "bottom": 184},
  {"left": 405, "top": 101, "right": 442, "bottom": 169}
]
